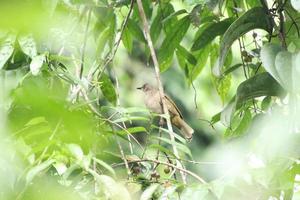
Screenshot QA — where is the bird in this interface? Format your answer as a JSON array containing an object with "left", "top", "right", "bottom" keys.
[{"left": 137, "top": 83, "right": 194, "bottom": 140}]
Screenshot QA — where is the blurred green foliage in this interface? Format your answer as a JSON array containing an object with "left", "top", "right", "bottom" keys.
[{"left": 1, "top": 0, "right": 300, "bottom": 199}]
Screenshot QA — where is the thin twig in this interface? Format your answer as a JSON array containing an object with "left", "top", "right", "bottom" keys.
[
  {"left": 136, "top": 0, "right": 187, "bottom": 183},
  {"left": 113, "top": 69, "right": 134, "bottom": 154},
  {"left": 115, "top": 134, "right": 131, "bottom": 177},
  {"left": 191, "top": 81, "right": 198, "bottom": 109},
  {"left": 233, "top": 0, "right": 248, "bottom": 79},
  {"left": 89, "top": 0, "right": 135, "bottom": 85}
]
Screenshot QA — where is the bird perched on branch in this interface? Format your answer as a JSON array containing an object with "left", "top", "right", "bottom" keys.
[{"left": 137, "top": 83, "right": 194, "bottom": 141}]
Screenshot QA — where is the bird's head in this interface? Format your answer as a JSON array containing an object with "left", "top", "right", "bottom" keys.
[{"left": 137, "top": 83, "right": 152, "bottom": 93}]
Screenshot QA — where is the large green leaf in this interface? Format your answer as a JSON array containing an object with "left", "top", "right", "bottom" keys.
[
  {"left": 161, "top": 3, "right": 177, "bottom": 35},
  {"left": 225, "top": 109, "right": 252, "bottom": 138},
  {"left": 150, "top": 10, "right": 162, "bottom": 44},
  {"left": 213, "top": 7, "right": 273, "bottom": 76},
  {"left": 158, "top": 15, "right": 190, "bottom": 72},
  {"left": 221, "top": 72, "right": 285, "bottom": 126},
  {"left": 96, "top": 26, "right": 111, "bottom": 57},
  {"left": 99, "top": 74, "right": 117, "bottom": 106},
  {"left": 236, "top": 72, "right": 285, "bottom": 108},
  {"left": 176, "top": 45, "right": 197, "bottom": 66},
  {"left": 191, "top": 17, "right": 234, "bottom": 51},
  {"left": 122, "top": 25, "right": 133, "bottom": 53},
  {"left": 189, "top": 46, "right": 210, "bottom": 81},
  {"left": 127, "top": 18, "right": 146, "bottom": 43}
]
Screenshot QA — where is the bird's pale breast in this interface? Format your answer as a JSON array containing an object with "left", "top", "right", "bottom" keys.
[{"left": 144, "top": 90, "right": 163, "bottom": 114}]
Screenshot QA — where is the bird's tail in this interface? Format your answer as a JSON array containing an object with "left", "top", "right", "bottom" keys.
[{"left": 172, "top": 116, "right": 194, "bottom": 141}]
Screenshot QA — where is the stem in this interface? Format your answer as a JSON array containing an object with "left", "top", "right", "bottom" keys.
[
  {"left": 278, "top": 0, "right": 287, "bottom": 49},
  {"left": 113, "top": 69, "right": 133, "bottom": 154},
  {"left": 135, "top": 0, "right": 187, "bottom": 183}
]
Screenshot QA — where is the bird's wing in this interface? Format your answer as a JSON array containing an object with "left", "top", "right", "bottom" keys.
[{"left": 164, "top": 95, "right": 183, "bottom": 119}]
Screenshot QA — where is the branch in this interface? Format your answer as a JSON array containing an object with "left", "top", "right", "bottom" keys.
[
  {"left": 114, "top": 158, "right": 207, "bottom": 184},
  {"left": 88, "top": 0, "right": 135, "bottom": 84},
  {"left": 135, "top": 0, "right": 187, "bottom": 183}
]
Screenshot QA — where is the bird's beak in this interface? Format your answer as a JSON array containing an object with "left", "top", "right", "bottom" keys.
[{"left": 136, "top": 86, "right": 143, "bottom": 90}]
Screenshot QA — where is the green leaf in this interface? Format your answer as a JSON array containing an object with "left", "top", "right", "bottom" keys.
[
  {"left": 291, "top": 0, "right": 300, "bottom": 12},
  {"left": 96, "top": 26, "right": 111, "bottom": 56},
  {"left": 261, "top": 96, "right": 272, "bottom": 111},
  {"left": 225, "top": 109, "right": 252, "bottom": 137},
  {"left": 152, "top": 136, "right": 192, "bottom": 158},
  {"left": 140, "top": 184, "right": 160, "bottom": 200},
  {"left": 117, "top": 126, "right": 147, "bottom": 135},
  {"left": 67, "top": 144, "right": 84, "bottom": 161},
  {"left": 99, "top": 74, "right": 117, "bottom": 106},
  {"left": 30, "top": 54, "right": 45, "bottom": 76},
  {"left": 213, "top": 7, "right": 273, "bottom": 76},
  {"left": 191, "top": 17, "right": 234, "bottom": 51},
  {"left": 176, "top": 47, "right": 188, "bottom": 77},
  {"left": 189, "top": 46, "right": 210, "bottom": 81},
  {"left": 150, "top": 11, "right": 162, "bottom": 44},
  {"left": 162, "top": 9, "right": 187, "bottom": 24},
  {"left": 148, "top": 144, "right": 176, "bottom": 157},
  {"left": 25, "top": 117, "right": 47, "bottom": 127},
  {"left": 108, "top": 13, "right": 117, "bottom": 49},
  {"left": 93, "top": 157, "right": 116, "bottom": 177},
  {"left": 18, "top": 34, "right": 37, "bottom": 58},
  {"left": 157, "top": 126, "right": 187, "bottom": 144},
  {"left": 122, "top": 26, "right": 133, "bottom": 53},
  {"left": 221, "top": 97, "right": 236, "bottom": 127},
  {"left": 127, "top": 19, "right": 146, "bottom": 43},
  {"left": 260, "top": 43, "right": 283, "bottom": 85},
  {"left": 176, "top": 45, "right": 197, "bottom": 65},
  {"left": 214, "top": 74, "right": 232, "bottom": 103},
  {"left": 236, "top": 72, "right": 285, "bottom": 108},
  {"left": 223, "top": 63, "right": 243, "bottom": 75},
  {"left": 26, "top": 159, "right": 55, "bottom": 184},
  {"left": 211, "top": 112, "right": 221, "bottom": 124},
  {"left": 96, "top": 175, "right": 131, "bottom": 200},
  {"left": 158, "top": 15, "right": 191, "bottom": 72},
  {"left": 275, "top": 51, "right": 293, "bottom": 91},
  {"left": 161, "top": 3, "right": 177, "bottom": 35},
  {"left": 0, "top": 35, "right": 15, "bottom": 69}
]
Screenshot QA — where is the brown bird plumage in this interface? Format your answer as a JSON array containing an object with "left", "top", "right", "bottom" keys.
[{"left": 137, "top": 83, "right": 194, "bottom": 140}]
